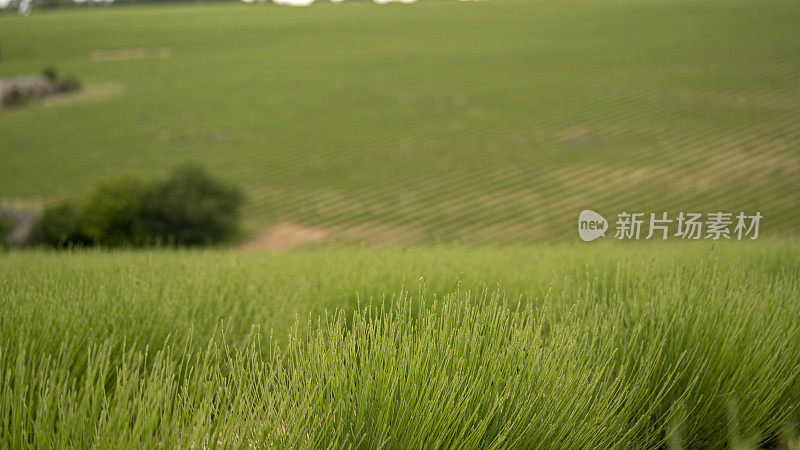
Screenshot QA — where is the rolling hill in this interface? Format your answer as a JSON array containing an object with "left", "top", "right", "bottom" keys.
[{"left": 1, "top": 0, "right": 798, "bottom": 244}]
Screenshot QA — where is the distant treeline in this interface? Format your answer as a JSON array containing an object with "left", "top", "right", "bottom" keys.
[
  {"left": 2, "top": 0, "right": 232, "bottom": 9},
  {"left": 0, "top": 0, "right": 258, "bottom": 13},
  {"left": 0, "top": 0, "right": 375, "bottom": 10}
]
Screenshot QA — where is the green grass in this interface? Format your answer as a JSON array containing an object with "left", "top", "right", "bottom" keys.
[
  {"left": 2, "top": 0, "right": 799, "bottom": 447},
  {"left": 1, "top": 0, "right": 799, "bottom": 243},
  {"left": 1, "top": 241, "right": 799, "bottom": 447}
]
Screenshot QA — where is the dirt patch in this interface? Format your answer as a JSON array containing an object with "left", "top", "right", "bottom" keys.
[
  {"left": 91, "top": 47, "right": 171, "bottom": 62},
  {"left": 242, "top": 222, "right": 326, "bottom": 251}
]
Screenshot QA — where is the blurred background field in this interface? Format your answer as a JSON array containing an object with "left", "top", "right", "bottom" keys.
[{"left": 1, "top": 0, "right": 799, "bottom": 244}]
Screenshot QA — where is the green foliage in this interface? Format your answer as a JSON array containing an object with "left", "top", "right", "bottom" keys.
[
  {"left": 0, "top": 87, "right": 28, "bottom": 107},
  {"left": 42, "top": 65, "right": 81, "bottom": 93},
  {"left": 0, "top": 217, "right": 11, "bottom": 238},
  {"left": 80, "top": 177, "right": 148, "bottom": 246},
  {"left": 54, "top": 76, "right": 80, "bottom": 93},
  {"left": 41, "top": 66, "right": 57, "bottom": 83},
  {"left": 0, "top": 242, "right": 798, "bottom": 447},
  {"left": 139, "top": 165, "right": 243, "bottom": 245},
  {"left": 29, "top": 166, "right": 243, "bottom": 247},
  {"left": 0, "top": 216, "right": 11, "bottom": 249},
  {"left": 27, "top": 202, "right": 91, "bottom": 247}
]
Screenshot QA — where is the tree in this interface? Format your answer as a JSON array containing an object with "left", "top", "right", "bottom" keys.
[{"left": 140, "top": 165, "right": 244, "bottom": 245}]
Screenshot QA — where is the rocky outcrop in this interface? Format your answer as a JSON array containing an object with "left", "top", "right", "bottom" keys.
[
  {"left": 0, "top": 75, "right": 56, "bottom": 108},
  {"left": 0, "top": 208, "right": 41, "bottom": 246}
]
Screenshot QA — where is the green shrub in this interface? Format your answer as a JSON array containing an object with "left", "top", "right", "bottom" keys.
[
  {"left": 0, "top": 216, "right": 12, "bottom": 247},
  {"left": 0, "top": 217, "right": 11, "bottom": 237},
  {"left": 28, "top": 166, "right": 243, "bottom": 248},
  {"left": 139, "top": 165, "right": 244, "bottom": 245},
  {"left": 42, "top": 66, "right": 81, "bottom": 93},
  {"left": 80, "top": 178, "right": 148, "bottom": 247},
  {"left": 1, "top": 88, "right": 29, "bottom": 108},
  {"left": 55, "top": 77, "right": 81, "bottom": 93},
  {"left": 41, "top": 66, "right": 58, "bottom": 83},
  {"left": 28, "top": 202, "right": 91, "bottom": 247}
]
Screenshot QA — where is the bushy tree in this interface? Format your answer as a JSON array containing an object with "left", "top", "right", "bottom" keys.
[
  {"left": 28, "top": 202, "right": 91, "bottom": 247},
  {"left": 28, "top": 165, "right": 243, "bottom": 248},
  {"left": 80, "top": 178, "right": 148, "bottom": 246},
  {"left": 0, "top": 216, "right": 12, "bottom": 245},
  {"left": 139, "top": 165, "right": 244, "bottom": 245}
]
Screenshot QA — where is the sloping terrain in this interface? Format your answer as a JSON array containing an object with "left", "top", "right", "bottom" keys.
[{"left": 1, "top": 0, "right": 798, "bottom": 243}]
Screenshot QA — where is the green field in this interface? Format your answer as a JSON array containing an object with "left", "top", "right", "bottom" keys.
[
  {"left": 2, "top": 0, "right": 800, "bottom": 447},
  {"left": 2, "top": 242, "right": 799, "bottom": 447},
  {"left": 2, "top": 0, "right": 799, "bottom": 243}
]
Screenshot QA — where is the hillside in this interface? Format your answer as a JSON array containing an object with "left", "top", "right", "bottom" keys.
[{"left": 1, "top": 0, "right": 799, "bottom": 244}]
